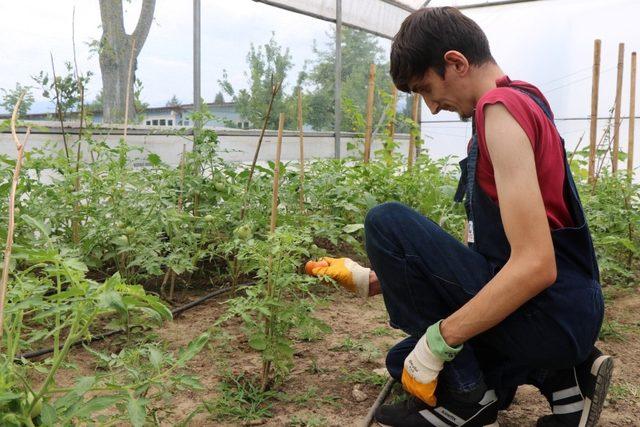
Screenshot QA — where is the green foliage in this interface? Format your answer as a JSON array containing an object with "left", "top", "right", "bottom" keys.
[
  {"left": 219, "top": 33, "right": 293, "bottom": 129},
  {"left": 303, "top": 27, "right": 412, "bottom": 133},
  {"left": 204, "top": 372, "right": 279, "bottom": 422},
  {"left": 1, "top": 83, "right": 34, "bottom": 116}
]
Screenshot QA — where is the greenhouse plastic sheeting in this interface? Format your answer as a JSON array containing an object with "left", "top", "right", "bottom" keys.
[
  {"left": 253, "top": 0, "right": 425, "bottom": 39},
  {"left": 253, "top": 0, "right": 531, "bottom": 39}
]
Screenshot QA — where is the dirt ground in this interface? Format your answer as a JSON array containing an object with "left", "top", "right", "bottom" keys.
[{"left": 61, "top": 283, "right": 640, "bottom": 426}]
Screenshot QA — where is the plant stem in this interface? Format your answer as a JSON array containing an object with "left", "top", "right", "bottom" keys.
[{"left": 0, "top": 94, "right": 29, "bottom": 352}]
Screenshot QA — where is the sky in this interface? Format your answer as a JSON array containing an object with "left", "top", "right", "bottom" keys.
[{"left": 0, "top": 0, "right": 639, "bottom": 167}]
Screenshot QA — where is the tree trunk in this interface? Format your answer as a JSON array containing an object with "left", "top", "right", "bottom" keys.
[{"left": 98, "top": 0, "right": 156, "bottom": 124}]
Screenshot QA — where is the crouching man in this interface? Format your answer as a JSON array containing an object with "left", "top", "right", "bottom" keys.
[{"left": 308, "top": 7, "right": 612, "bottom": 427}]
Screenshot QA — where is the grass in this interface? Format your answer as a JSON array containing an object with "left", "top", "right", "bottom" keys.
[
  {"left": 203, "top": 372, "right": 278, "bottom": 422},
  {"left": 341, "top": 368, "right": 388, "bottom": 386},
  {"left": 608, "top": 381, "right": 640, "bottom": 403}
]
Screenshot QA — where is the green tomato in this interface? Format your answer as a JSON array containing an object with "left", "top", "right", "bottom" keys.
[
  {"left": 234, "top": 224, "right": 252, "bottom": 240},
  {"left": 204, "top": 214, "right": 215, "bottom": 222},
  {"left": 120, "top": 235, "right": 129, "bottom": 244},
  {"left": 125, "top": 226, "right": 136, "bottom": 235},
  {"left": 214, "top": 181, "right": 226, "bottom": 192}
]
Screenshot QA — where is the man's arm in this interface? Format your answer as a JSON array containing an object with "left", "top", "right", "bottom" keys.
[{"left": 439, "top": 103, "right": 557, "bottom": 346}]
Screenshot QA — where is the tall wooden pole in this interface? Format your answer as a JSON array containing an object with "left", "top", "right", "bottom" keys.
[
  {"left": 407, "top": 94, "right": 420, "bottom": 170},
  {"left": 387, "top": 86, "right": 398, "bottom": 140},
  {"left": 588, "top": 39, "right": 601, "bottom": 184},
  {"left": 613, "top": 42, "right": 625, "bottom": 174},
  {"left": 628, "top": 52, "right": 637, "bottom": 181},
  {"left": 364, "top": 64, "right": 376, "bottom": 163},
  {"left": 270, "top": 113, "right": 285, "bottom": 233},
  {"left": 334, "top": 0, "right": 342, "bottom": 159},
  {"left": 297, "top": 87, "right": 305, "bottom": 210},
  {"left": 262, "top": 112, "right": 285, "bottom": 391}
]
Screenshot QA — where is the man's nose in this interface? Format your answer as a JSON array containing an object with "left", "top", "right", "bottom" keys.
[{"left": 422, "top": 97, "right": 439, "bottom": 114}]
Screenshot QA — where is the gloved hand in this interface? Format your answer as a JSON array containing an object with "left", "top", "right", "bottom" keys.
[
  {"left": 305, "top": 257, "right": 371, "bottom": 297},
  {"left": 401, "top": 320, "right": 463, "bottom": 406}
]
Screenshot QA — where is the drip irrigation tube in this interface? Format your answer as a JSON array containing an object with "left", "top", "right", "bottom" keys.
[
  {"left": 361, "top": 377, "right": 396, "bottom": 427},
  {"left": 15, "top": 283, "right": 251, "bottom": 361}
]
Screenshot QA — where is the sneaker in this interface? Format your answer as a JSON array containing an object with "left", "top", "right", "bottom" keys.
[
  {"left": 537, "top": 347, "right": 613, "bottom": 427},
  {"left": 374, "top": 389, "right": 499, "bottom": 427}
]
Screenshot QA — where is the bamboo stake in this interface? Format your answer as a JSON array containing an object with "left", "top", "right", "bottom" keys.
[
  {"left": 240, "top": 78, "right": 282, "bottom": 221},
  {"left": 588, "top": 39, "right": 601, "bottom": 184},
  {"left": 0, "top": 95, "right": 31, "bottom": 350},
  {"left": 169, "top": 144, "right": 187, "bottom": 302},
  {"left": 385, "top": 86, "right": 398, "bottom": 161},
  {"left": 261, "top": 112, "right": 285, "bottom": 391},
  {"left": 364, "top": 64, "right": 376, "bottom": 163},
  {"left": 612, "top": 42, "right": 625, "bottom": 174},
  {"left": 123, "top": 38, "right": 137, "bottom": 136},
  {"left": 629, "top": 52, "right": 637, "bottom": 181},
  {"left": 297, "top": 87, "right": 305, "bottom": 211},
  {"left": 407, "top": 95, "right": 420, "bottom": 170}
]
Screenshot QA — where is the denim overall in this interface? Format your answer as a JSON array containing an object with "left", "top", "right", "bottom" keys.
[
  {"left": 368, "top": 87, "right": 604, "bottom": 397},
  {"left": 452, "top": 87, "right": 604, "bottom": 389}
]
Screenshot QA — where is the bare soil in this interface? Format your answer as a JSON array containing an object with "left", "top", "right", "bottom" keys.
[{"left": 61, "top": 284, "right": 640, "bottom": 426}]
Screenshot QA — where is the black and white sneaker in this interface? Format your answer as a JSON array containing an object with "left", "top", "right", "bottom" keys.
[
  {"left": 374, "top": 389, "right": 499, "bottom": 427},
  {"left": 537, "top": 347, "right": 613, "bottom": 427}
]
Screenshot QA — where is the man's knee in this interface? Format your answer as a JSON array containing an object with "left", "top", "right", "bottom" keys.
[{"left": 364, "top": 202, "right": 410, "bottom": 234}]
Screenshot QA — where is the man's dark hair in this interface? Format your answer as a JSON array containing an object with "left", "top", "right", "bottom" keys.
[{"left": 390, "top": 7, "right": 495, "bottom": 92}]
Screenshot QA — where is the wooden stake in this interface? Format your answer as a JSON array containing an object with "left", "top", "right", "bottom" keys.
[
  {"left": 588, "top": 39, "right": 601, "bottom": 183},
  {"left": 123, "top": 38, "right": 137, "bottom": 136},
  {"left": 240, "top": 78, "right": 282, "bottom": 221},
  {"left": 270, "top": 113, "right": 285, "bottom": 233},
  {"left": 262, "top": 112, "right": 285, "bottom": 391},
  {"left": 407, "top": 95, "right": 420, "bottom": 170},
  {"left": 297, "top": 87, "right": 305, "bottom": 211},
  {"left": 0, "top": 95, "right": 30, "bottom": 350},
  {"left": 364, "top": 64, "right": 376, "bottom": 163},
  {"left": 629, "top": 52, "right": 637, "bottom": 181},
  {"left": 386, "top": 86, "right": 398, "bottom": 157},
  {"left": 168, "top": 144, "right": 187, "bottom": 301},
  {"left": 613, "top": 42, "right": 625, "bottom": 174}
]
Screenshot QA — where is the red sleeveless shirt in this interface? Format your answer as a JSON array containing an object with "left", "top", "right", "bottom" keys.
[{"left": 471, "top": 75, "right": 574, "bottom": 229}]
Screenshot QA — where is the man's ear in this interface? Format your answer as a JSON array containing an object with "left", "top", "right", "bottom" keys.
[{"left": 443, "top": 50, "right": 470, "bottom": 76}]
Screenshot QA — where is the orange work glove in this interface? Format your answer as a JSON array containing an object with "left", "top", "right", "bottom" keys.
[
  {"left": 305, "top": 257, "right": 371, "bottom": 297},
  {"left": 401, "top": 321, "right": 463, "bottom": 406}
]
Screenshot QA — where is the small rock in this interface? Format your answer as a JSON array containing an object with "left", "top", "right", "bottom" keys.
[
  {"left": 352, "top": 384, "right": 368, "bottom": 402},
  {"left": 373, "top": 368, "right": 390, "bottom": 377}
]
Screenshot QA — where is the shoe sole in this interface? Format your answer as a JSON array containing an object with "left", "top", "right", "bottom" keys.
[
  {"left": 377, "top": 422, "right": 499, "bottom": 427},
  {"left": 579, "top": 355, "right": 614, "bottom": 427}
]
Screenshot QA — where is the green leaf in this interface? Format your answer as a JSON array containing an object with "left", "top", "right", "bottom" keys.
[
  {"left": 147, "top": 153, "right": 162, "bottom": 166},
  {"left": 22, "top": 214, "right": 51, "bottom": 237},
  {"left": 70, "top": 395, "right": 122, "bottom": 418},
  {"left": 342, "top": 223, "right": 364, "bottom": 233},
  {"left": 127, "top": 396, "right": 147, "bottom": 427},
  {"left": 41, "top": 402, "right": 56, "bottom": 425},
  {"left": 99, "top": 291, "right": 128, "bottom": 315},
  {"left": 148, "top": 346, "right": 163, "bottom": 371},
  {"left": 248, "top": 334, "right": 267, "bottom": 351},
  {"left": 177, "top": 332, "right": 210, "bottom": 365},
  {"left": 63, "top": 258, "right": 88, "bottom": 272}
]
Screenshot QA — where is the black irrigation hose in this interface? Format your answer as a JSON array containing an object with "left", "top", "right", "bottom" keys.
[
  {"left": 15, "top": 283, "right": 253, "bottom": 362},
  {"left": 361, "top": 378, "right": 396, "bottom": 427}
]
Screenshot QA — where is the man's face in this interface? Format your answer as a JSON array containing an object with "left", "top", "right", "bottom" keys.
[{"left": 409, "top": 66, "right": 475, "bottom": 121}]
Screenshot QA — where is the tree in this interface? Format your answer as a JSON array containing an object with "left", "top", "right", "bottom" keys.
[
  {"left": 166, "top": 94, "right": 181, "bottom": 107},
  {"left": 304, "top": 28, "right": 394, "bottom": 132},
  {"left": 1, "top": 83, "right": 34, "bottom": 116},
  {"left": 219, "top": 34, "right": 293, "bottom": 129},
  {"left": 98, "top": 0, "right": 156, "bottom": 123},
  {"left": 214, "top": 92, "right": 225, "bottom": 104}
]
